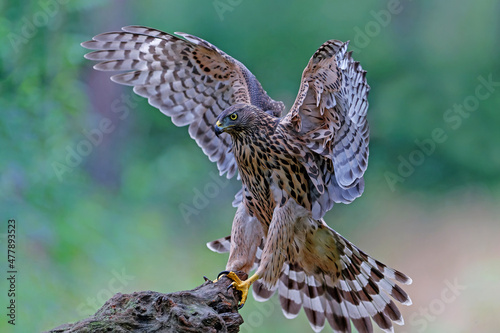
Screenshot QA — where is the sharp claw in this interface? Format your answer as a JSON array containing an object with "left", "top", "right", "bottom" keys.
[
  {"left": 217, "top": 270, "right": 231, "bottom": 280},
  {"left": 203, "top": 276, "right": 210, "bottom": 282},
  {"left": 218, "top": 271, "right": 258, "bottom": 309}
]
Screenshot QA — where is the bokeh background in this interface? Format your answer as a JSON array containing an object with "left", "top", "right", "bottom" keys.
[{"left": 1, "top": 0, "right": 499, "bottom": 332}]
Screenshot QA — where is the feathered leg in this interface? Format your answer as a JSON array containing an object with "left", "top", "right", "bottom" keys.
[
  {"left": 224, "top": 199, "right": 300, "bottom": 308},
  {"left": 225, "top": 203, "right": 264, "bottom": 273}
]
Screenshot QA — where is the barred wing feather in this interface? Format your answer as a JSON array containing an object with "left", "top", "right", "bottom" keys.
[{"left": 82, "top": 26, "right": 284, "bottom": 178}]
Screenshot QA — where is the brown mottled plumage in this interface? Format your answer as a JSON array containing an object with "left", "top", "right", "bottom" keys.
[{"left": 82, "top": 26, "right": 412, "bottom": 333}]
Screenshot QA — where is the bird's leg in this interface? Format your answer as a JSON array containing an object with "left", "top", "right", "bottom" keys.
[
  {"left": 213, "top": 203, "right": 263, "bottom": 281},
  {"left": 252, "top": 199, "right": 298, "bottom": 287},
  {"left": 227, "top": 203, "right": 263, "bottom": 273},
  {"left": 223, "top": 206, "right": 293, "bottom": 308},
  {"left": 224, "top": 272, "right": 260, "bottom": 309}
]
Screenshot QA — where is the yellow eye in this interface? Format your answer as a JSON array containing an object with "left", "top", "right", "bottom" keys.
[{"left": 229, "top": 113, "right": 238, "bottom": 121}]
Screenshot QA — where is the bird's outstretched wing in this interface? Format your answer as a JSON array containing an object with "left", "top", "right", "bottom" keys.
[
  {"left": 281, "top": 40, "right": 369, "bottom": 216},
  {"left": 82, "top": 26, "right": 284, "bottom": 178}
]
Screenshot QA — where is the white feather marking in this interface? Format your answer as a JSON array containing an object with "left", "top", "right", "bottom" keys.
[
  {"left": 378, "top": 279, "right": 395, "bottom": 294},
  {"left": 382, "top": 267, "right": 398, "bottom": 280},
  {"left": 356, "top": 273, "right": 370, "bottom": 288},
  {"left": 173, "top": 92, "right": 185, "bottom": 104},
  {"left": 206, "top": 242, "right": 219, "bottom": 252},
  {"left": 184, "top": 87, "right": 196, "bottom": 98},
  {"left": 360, "top": 261, "right": 372, "bottom": 275},
  {"left": 339, "top": 280, "right": 351, "bottom": 291},
  {"left": 393, "top": 316, "right": 404, "bottom": 326},
  {"left": 171, "top": 80, "right": 183, "bottom": 92},
  {"left": 343, "top": 300, "right": 364, "bottom": 319},
  {"left": 367, "top": 257, "right": 379, "bottom": 269},
  {"left": 346, "top": 279, "right": 364, "bottom": 293},
  {"left": 279, "top": 280, "right": 302, "bottom": 305},
  {"left": 360, "top": 300, "right": 378, "bottom": 317},
  {"left": 381, "top": 326, "right": 395, "bottom": 333},
  {"left": 402, "top": 297, "right": 413, "bottom": 306},
  {"left": 302, "top": 294, "right": 324, "bottom": 313},
  {"left": 369, "top": 293, "right": 390, "bottom": 313},
  {"left": 282, "top": 308, "right": 300, "bottom": 319}
]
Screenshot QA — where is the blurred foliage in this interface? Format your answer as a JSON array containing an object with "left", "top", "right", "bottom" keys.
[{"left": 0, "top": 0, "right": 499, "bottom": 332}]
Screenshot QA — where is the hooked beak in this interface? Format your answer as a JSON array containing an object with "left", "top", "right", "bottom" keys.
[{"left": 214, "top": 119, "right": 224, "bottom": 137}]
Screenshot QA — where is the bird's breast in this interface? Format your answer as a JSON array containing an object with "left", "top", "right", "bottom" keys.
[{"left": 233, "top": 137, "right": 311, "bottom": 226}]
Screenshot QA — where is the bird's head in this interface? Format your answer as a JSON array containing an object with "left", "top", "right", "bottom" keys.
[{"left": 214, "top": 103, "right": 260, "bottom": 137}]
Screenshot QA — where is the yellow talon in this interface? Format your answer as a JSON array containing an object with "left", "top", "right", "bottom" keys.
[
  {"left": 225, "top": 272, "right": 259, "bottom": 309},
  {"left": 213, "top": 270, "right": 230, "bottom": 283}
]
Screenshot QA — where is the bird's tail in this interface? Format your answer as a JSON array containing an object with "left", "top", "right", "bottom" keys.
[{"left": 207, "top": 227, "right": 412, "bottom": 333}]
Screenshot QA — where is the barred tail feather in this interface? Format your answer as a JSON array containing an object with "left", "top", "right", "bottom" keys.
[
  {"left": 251, "top": 243, "right": 279, "bottom": 302},
  {"left": 278, "top": 263, "right": 305, "bottom": 319},
  {"left": 206, "top": 235, "right": 231, "bottom": 253},
  {"left": 302, "top": 275, "right": 327, "bottom": 332},
  {"left": 207, "top": 228, "right": 411, "bottom": 333}
]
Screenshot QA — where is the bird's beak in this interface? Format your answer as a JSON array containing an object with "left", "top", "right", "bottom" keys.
[{"left": 214, "top": 120, "right": 224, "bottom": 137}]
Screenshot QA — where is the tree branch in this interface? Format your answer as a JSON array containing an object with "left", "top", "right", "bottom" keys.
[{"left": 46, "top": 272, "right": 247, "bottom": 333}]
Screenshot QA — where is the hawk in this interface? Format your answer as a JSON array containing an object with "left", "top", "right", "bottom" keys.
[{"left": 82, "top": 26, "right": 412, "bottom": 333}]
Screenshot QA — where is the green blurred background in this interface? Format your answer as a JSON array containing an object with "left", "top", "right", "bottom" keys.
[{"left": 1, "top": 0, "right": 499, "bottom": 332}]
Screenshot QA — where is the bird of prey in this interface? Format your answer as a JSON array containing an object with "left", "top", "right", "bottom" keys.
[{"left": 82, "top": 26, "right": 412, "bottom": 333}]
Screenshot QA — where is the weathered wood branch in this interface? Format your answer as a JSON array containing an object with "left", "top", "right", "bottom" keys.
[{"left": 46, "top": 272, "right": 247, "bottom": 333}]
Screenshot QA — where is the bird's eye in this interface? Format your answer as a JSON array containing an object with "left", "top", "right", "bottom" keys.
[{"left": 229, "top": 113, "right": 238, "bottom": 121}]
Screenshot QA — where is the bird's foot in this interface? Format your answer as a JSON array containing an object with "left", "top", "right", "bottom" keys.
[
  {"left": 212, "top": 270, "right": 231, "bottom": 283},
  {"left": 223, "top": 271, "right": 259, "bottom": 309}
]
